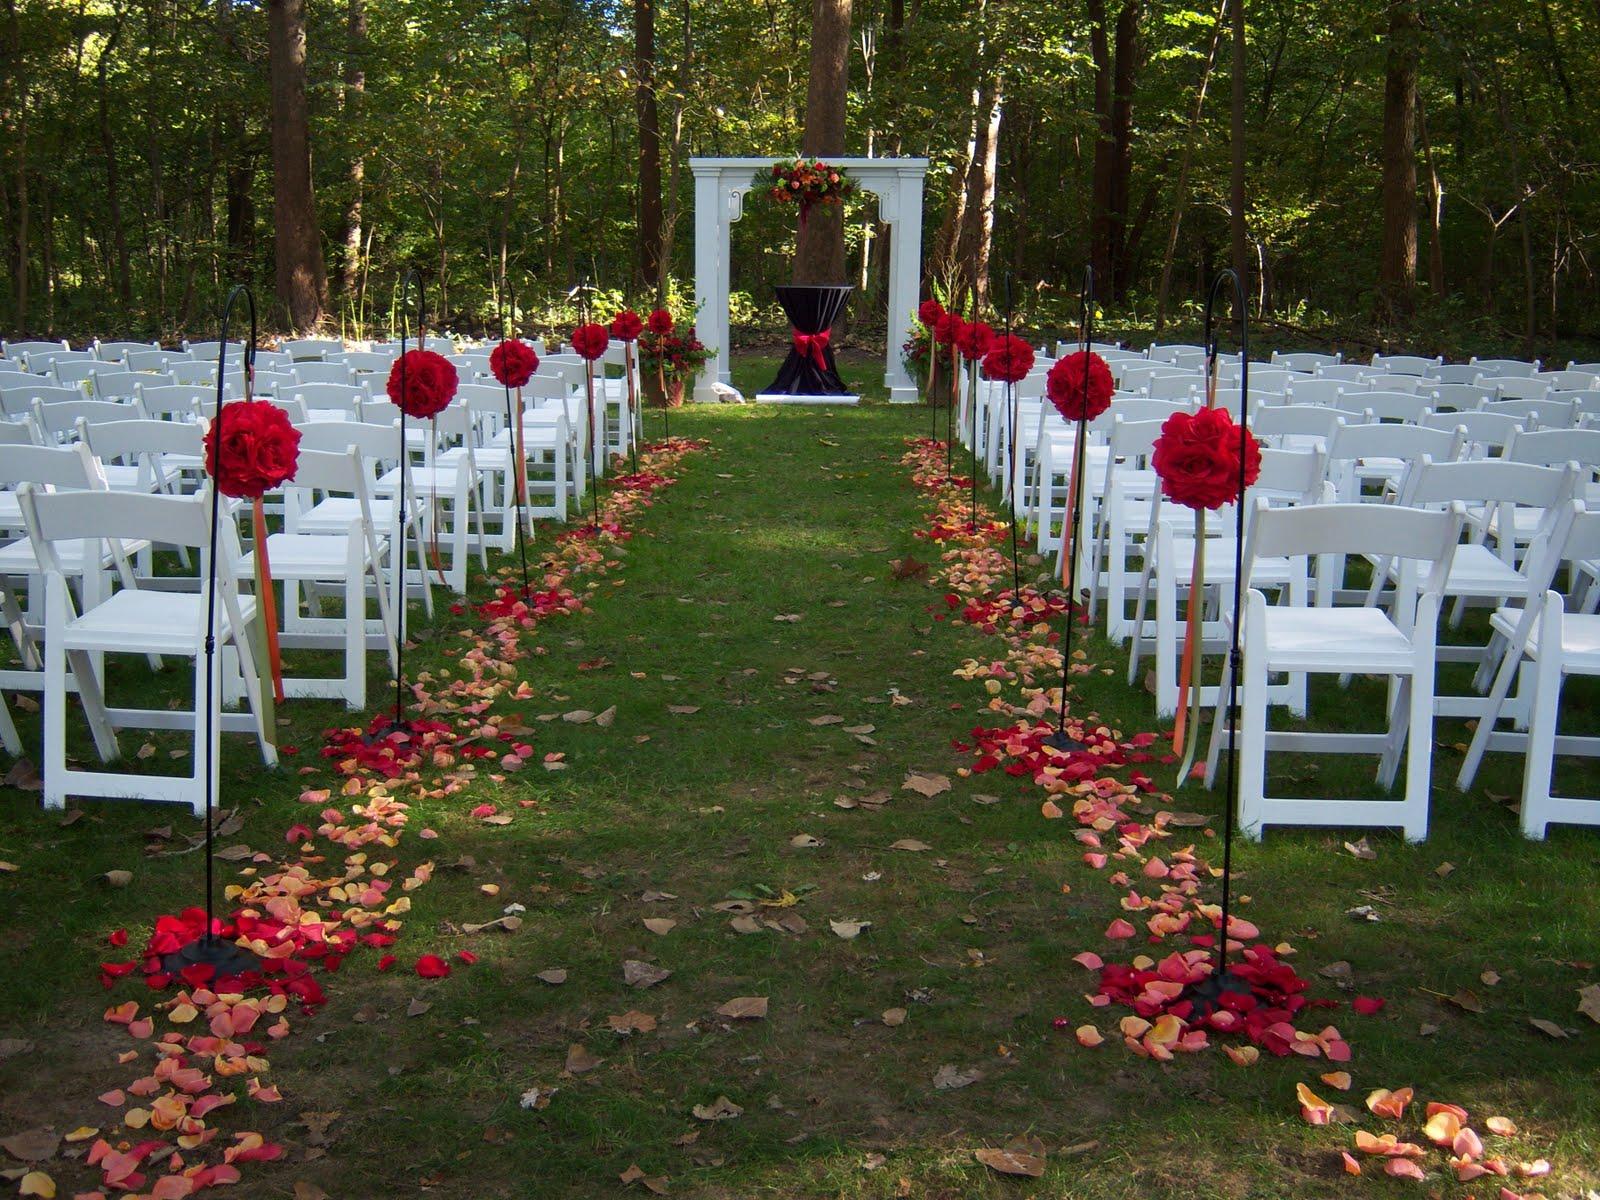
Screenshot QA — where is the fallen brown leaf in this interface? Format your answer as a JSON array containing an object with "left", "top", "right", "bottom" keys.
[
  {"left": 564, "top": 1044, "right": 603, "bottom": 1074},
  {"left": 623, "top": 960, "right": 672, "bottom": 988},
  {"left": 715, "top": 996, "right": 768, "bottom": 1020},
  {"left": 973, "top": 1147, "right": 1045, "bottom": 1178}
]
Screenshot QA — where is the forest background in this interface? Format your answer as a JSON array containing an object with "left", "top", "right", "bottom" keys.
[{"left": 0, "top": 0, "right": 1595, "bottom": 360}]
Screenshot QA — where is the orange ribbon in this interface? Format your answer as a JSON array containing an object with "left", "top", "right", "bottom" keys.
[{"left": 250, "top": 497, "right": 285, "bottom": 704}]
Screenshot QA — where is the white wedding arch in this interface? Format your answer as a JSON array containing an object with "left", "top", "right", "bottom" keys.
[{"left": 689, "top": 156, "right": 929, "bottom": 403}]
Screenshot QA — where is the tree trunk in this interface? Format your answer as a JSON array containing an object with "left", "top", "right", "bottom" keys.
[
  {"left": 955, "top": 70, "right": 1002, "bottom": 309},
  {"left": 97, "top": 14, "right": 132, "bottom": 307},
  {"left": 635, "top": 0, "right": 664, "bottom": 292},
  {"left": 1228, "top": 0, "right": 1248, "bottom": 292},
  {"left": 1108, "top": 1, "right": 1140, "bottom": 300},
  {"left": 10, "top": 88, "right": 24, "bottom": 328},
  {"left": 268, "top": 0, "right": 328, "bottom": 331},
  {"left": 656, "top": 0, "right": 693, "bottom": 304},
  {"left": 1155, "top": 0, "right": 1227, "bottom": 333},
  {"left": 339, "top": 0, "right": 366, "bottom": 298},
  {"left": 1417, "top": 91, "right": 1444, "bottom": 295},
  {"left": 1088, "top": 0, "right": 1113, "bottom": 288},
  {"left": 793, "top": 0, "right": 852, "bottom": 285},
  {"left": 1377, "top": 0, "right": 1419, "bottom": 316}
]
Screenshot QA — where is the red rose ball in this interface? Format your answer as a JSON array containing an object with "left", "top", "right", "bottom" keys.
[
  {"left": 570, "top": 323, "right": 610, "bottom": 361},
  {"left": 1151, "top": 405, "right": 1262, "bottom": 511},
  {"left": 489, "top": 338, "right": 538, "bottom": 389},
  {"left": 981, "top": 334, "right": 1036, "bottom": 384},
  {"left": 610, "top": 310, "right": 644, "bottom": 342},
  {"left": 955, "top": 320, "right": 995, "bottom": 362},
  {"left": 917, "top": 298, "right": 945, "bottom": 328},
  {"left": 204, "top": 399, "right": 302, "bottom": 499},
  {"left": 386, "top": 349, "right": 458, "bottom": 419},
  {"left": 1046, "top": 350, "right": 1115, "bottom": 422}
]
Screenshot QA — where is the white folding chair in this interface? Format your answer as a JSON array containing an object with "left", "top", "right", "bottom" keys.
[
  {"left": 1127, "top": 446, "right": 1326, "bottom": 718},
  {"left": 21, "top": 486, "right": 277, "bottom": 814},
  {"left": 282, "top": 338, "right": 346, "bottom": 361},
  {"left": 1371, "top": 353, "right": 1441, "bottom": 376},
  {"left": 248, "top": 447, "right": 397, "bottom": 710},
  {"left": 1204, "top": 501, "right": 1463, "bottom": 841},
  {"left": 371, "top": 403, "right": 486, "bottom": 594},
  {"left": 292, "top": 362, "right": 356, "bottom": 387},
  {"left": 1458, "top": 502, "right": 1600, "bottom": 836}
]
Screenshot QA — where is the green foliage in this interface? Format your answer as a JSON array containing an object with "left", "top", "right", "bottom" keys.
[{"left": 0, "top": 0, "right": 1596, "bottom": 354}]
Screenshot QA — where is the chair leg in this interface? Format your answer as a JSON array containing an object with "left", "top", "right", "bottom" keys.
[
  {"left": 1377, "top": 676, "right": 1411, "bottom": 791},
  {"left": 1518, "top": 606, "right": 1563, "bottom": 840},
  {"left": 344, "top": 552, "right": 365, "bottom": 712},
  {"left": 1236, "top": 617, "right": 1269, "bottom": 841},
  {"left": 0, "top": 690, "right": 20, "bottom": 756}
]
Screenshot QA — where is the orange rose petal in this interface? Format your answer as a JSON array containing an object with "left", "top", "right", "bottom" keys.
[{"left": 1320, "top": 1071, "right": 1352, "bottom": 1091}]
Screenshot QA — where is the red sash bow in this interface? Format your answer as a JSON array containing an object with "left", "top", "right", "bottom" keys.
[{"left": 792, "top": 328, "right": 831, "bottom": 370}]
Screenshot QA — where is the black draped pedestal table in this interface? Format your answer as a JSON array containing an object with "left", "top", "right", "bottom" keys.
[{"left": 759, "top": 284, "right": 858, "bottom": 405}]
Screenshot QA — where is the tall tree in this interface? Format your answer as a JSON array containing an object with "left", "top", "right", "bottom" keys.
[
  {"left": 339, "top": 0, "right": 366, "bottom": 299},
  {"left": 1378, "top": 0, "right": 1419, "bottom": 316},
  {"left": 1088, "top": 0, "right": 1141, "bottom": 301},
  {"left": 635, "top": 0, "right": 664, "bottom": 293},
  {"left": 793, "top": 0, "right": 851, "bottom": 285},
  {"left": 1229, "top": 0, "right": 1248, "bottom": 293},
  {"left": 267, "top": 0, "right": 327, "bottom": 330}
]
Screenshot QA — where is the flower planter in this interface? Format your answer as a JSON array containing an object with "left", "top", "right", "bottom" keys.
[{"left": 643, "top": 373, "right": 685, "bottom": 409}]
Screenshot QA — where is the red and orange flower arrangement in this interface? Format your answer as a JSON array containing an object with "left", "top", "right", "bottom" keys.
[{"left": 764, "top": 158, "right": 854, "bottom": 227}]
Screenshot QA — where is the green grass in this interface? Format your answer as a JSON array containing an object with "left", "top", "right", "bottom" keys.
[{"left": 0, "top": 353, "right": 1597, "bottom": 1198}]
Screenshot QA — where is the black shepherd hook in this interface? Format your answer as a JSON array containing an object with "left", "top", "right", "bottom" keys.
[
  {"left": 1045, "top": 264, "right": 1096, "bottom": 753},
  {"left": 1178, "top": 266, "right": 1254, "bottom": 1016},
  {"left": 576, "top": 275, "right": 602, "bottom": 531},
  {"left": 162, "top": 283, "right": 263, "bottom": 977},
  {"left": 1002, "top": 271, "right": 1021, "bottom": 599},
  {"left": 499, "top": 286, "right": 533, "bottom": 599},
  {"left": 391, "top": 268, "right": 425, "bottom": 733}
]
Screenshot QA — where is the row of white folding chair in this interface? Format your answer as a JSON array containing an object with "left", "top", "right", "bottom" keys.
[
  {"left": 1457, "top": 500, "right": 1600, "bottom": 837},
  {"left": 1270, "top": 350, "right": 1343, "bottom": 373},
  {"left": 445, "top": 383, "right": 575, "bottom": 538}
]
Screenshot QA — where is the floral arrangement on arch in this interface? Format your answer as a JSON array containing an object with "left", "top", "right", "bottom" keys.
[
  {"left": 763, "top": 158, "right": 855, "bottom": 227},
  {"left": 638, "top": 308, "right": 713, "bottom": 384}
]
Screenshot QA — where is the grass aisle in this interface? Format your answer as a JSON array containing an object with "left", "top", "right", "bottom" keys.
[{"left": 2, "top": 375, "right": 1598, "bottom": 1198}]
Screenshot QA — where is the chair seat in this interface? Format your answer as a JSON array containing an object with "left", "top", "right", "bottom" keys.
[
  {"left": 375, "top": 466, "right": 473, "bottom": 496},
  {"left": 62, "top": 591, "right": 257, "bottom": 655},
  {"left": 297, "top": 498, "right": 398, "bottom": 536},
  {"left": 1251, "top": 606, "right": 1417, "bottom": 672},
  {"left": 1161, "top": 539, "right": 1295, "bottom": 587},
  {"left": 0, "top": 536, "right": 151, "bottom": 575},
  {"left": 1490, "top": 607, "right": 1600, "bottom": 672},
  {"left": 101, "top": 464, "right": 147, "bottom": 492},
  {"left": 239, "top": 532, "right": 379, "bottom": 579}
]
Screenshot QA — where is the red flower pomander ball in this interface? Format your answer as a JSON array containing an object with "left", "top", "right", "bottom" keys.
[
  {"left": 205, "top": 400, "right": 301, "bottom": 499},
  {"left": 1046, "top": 350, "right": 1115, "bottom": 422},
  {"left": 1151, "top": 405, "right": 1262, "bottom": 510},
  {"left": 489, "top": 338, "right": 539, "bottom": 389},
  {"left": 982, "top": 334, "right": 1036, "bottom": 384},
  {"left": 386, "top": 349, "right": 458, "bottom": 419}
]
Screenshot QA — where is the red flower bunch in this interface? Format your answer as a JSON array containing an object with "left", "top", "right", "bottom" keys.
[
  {"left": 610, "top": 309, "right": 644, "bottom": 342},
  {"left": 570, "top": 323, "right": 610, "bottom": 361},
  {"left": 648, "top": 309, "right": 674, "bottom": 336},
  {"left": 386, "top": 349, "right": 458, "bottom": 419},
  {"left": 489, "top": 338, "right": 538, "bottom": 389},
  {"left": 765, "top": 157, "right": 854, "bottom": 217},
  {"left": 640, "top": 324, "right": 711, "bottom": 382},
  {"left": 204, "top": 400, "right": 301, "bottom": 498},
  {"left": 933, "top": 312, "right": 964, "bottom": 346},
  {"left": 956, "top": 320, "right": 995, "bottom": 361},
  {"left": 918, "top": 298, "right": 945, "bottom": 328},
  {"left": 1046, "top": 350, "right": 1115, "bottom": 422},
  {"left": 1151, "top": 405, "right": 1262, "bottom": 510},
  {"left": 982, "top": 334, "right": 1036, "bottom": 383}
]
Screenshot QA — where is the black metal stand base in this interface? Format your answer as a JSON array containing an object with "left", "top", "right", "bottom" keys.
[
  {"left": 1179, "top": 968, "right": 1254, "bottom": 1018},
  {"left": 161, "top": 933, "right": 261, "bottom": 978},
  {"left": 1043, "top": 728, "right": 1088, "bottom": 753}
]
